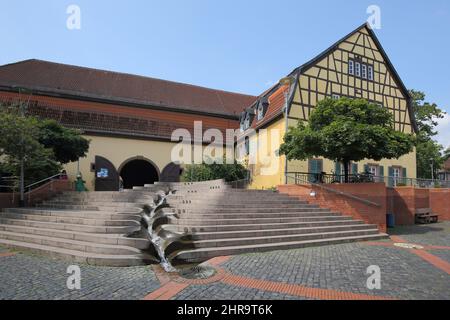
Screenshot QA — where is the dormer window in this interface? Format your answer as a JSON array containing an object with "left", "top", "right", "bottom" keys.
[
  {"left": 256, "top": 97, "right": 269, "bottom": 121},
  {"left": 257, "top": 104, "right": 264, "bottom": 121}
]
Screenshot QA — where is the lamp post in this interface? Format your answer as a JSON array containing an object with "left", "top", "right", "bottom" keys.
[
  {"left": 430, "top": 158, "right": 434, "bottom": 181},
  {"left": 279, "top": 76, "right": 296, "bottom": 184}
]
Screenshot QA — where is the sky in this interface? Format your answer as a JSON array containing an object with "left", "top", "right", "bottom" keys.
[{"left": 0, "top": 0, "right": 448, "bottom": 149}]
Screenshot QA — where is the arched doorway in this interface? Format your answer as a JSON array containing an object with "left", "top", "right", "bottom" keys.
[{"left": 119, "top": 158, "right": 159, "bottom": 189}]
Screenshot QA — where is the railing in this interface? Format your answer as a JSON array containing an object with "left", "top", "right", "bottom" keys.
[
  {"left": 287, "top": 172, "right": 450, "bottom": 189},
  {"left": 285, "top": 173, "right": 381, "bottom": 207}
]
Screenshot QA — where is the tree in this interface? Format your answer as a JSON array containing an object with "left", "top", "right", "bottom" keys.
[
  {"left": 37, "top": 119, "right": 90, "bottom": 164},
  {"left": 410, "top": 90, "right": 447, "bottom": 179},
  {"left": 280, "top": 98, "right": 415, "bottom": 182},
  {"left": 0, "top": 104, "right": 90, "bottom": 188},
  {"left": 443, "top": 148, "right": 450, "bottom": 162}
]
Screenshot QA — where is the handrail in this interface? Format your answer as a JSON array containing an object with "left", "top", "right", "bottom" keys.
[
  {"left": 25, "top": 173, "right": 62, "bottom": 190},
  {"left": 285, "top": 174, "right": 381, "bottom": 208}
]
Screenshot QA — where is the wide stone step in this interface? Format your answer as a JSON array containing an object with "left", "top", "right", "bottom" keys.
[
  {"left": 173, "top": 229, "right": 380, "bottom": 249},
  {"left": 0, "top": 238, "right": 156, "bottom": 267},
  {"left": 42, "top": 200, "right": 148, "bottom": 208},
  {"left": 165, "top": 224, "right": 377, "bottom": 240},
  {"left": 36, "top": 204, "right": 143, "bottom": 212},
  {"left": 0, "top": 212, "right": 141, "bottom": 227},
  {"left": 176, "top": 208, "right": 330, "bottom": 214},
  {"left": 180, "top": 212, "right": 340, "bottom": 220},
  {"left": 166, "top": 219, "right": 366, "bottom": 233},
  {"left": 169, "top": 193, "right": 298, "bottom": 200},
  {"left": 174, "top": 215, "right": 354, "bottom": 226},
  {"left": 169, "top": 233, "right": 389, "bottom": 264},
  {"left": 0, "top": 224, "right": 149, "bottom": 249},
  {"left": 0, "top": 230, "right": 142, "bottom": 255},
  {"left": 2, "top": 208, "right": 142, "bottom": 221},
  {"left": 169, "top": 201, "right": 310, "bottom": 207},
  {"left": 0, "top": 218, "right": 140, "bottom": 234}
]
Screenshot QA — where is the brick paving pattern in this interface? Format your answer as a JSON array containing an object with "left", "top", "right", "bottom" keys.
[{"left": 1, "top": 222, "right": 449, "bottom": 300}]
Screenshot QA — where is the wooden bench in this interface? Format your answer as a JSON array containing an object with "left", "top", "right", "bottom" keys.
[{"left": 415, "top": 208, "right": 439, "bottom": 224}]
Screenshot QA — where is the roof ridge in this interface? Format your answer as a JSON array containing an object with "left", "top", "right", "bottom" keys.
[{"left": 0, "top": 59, "right": 256, "bottom": 99}]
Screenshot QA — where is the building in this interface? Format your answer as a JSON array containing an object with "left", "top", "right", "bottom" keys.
[
  {"left": 240, "top": 23, "right": 417, "bottom": 189},
  {"left": 0, "top": 23, "right": 417, "bottom": 191},
  {"left": 439, "top": 159, "right": 450, "bottom": 181},
  {"left": 0, "top": 59, "right": 256, "bottom": 190}
]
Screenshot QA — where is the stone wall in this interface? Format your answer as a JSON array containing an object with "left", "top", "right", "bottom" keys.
[{"left": 278, "top": 183, "right": 387, "bottom": 233}]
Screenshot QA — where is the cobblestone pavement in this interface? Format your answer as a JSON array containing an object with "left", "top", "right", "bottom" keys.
[
  {"left": 1, "top": 222, "right": 449, "bottom": 300},
  {"left": 0, "top": 252, "right": 160, "bottom": 300}
]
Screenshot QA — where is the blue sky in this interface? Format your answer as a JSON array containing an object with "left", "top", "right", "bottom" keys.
[{"left": 0, "top": 0, "right": 449, "bottom": 148}]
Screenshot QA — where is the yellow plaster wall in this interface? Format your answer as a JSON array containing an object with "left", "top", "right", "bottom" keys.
[{"left": 64, "top": 135, "right": 179, "bottom": 190}]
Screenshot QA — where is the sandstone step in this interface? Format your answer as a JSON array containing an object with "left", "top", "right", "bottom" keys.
[
  {"left": 0, "top": 218, "right": 140, "bottom": 234},
  {"left": 179, "top": 212, "right": 340, "bottom": 220},
  {"left": 171, "top": 229, "right": 381, "bottom": 249},
  {"left": 0, "top": 230, "right": 142, "bottom": 255},
  {"left": 164, "top": 224, "right": 377, "bottom": 240},
  {"left": 168, "top": 201, "right": 311, "bottom": 207},
  {"left": 2, "top": 208, "right": 142, "bottom": 221},
  {"left": 36, "top": 204, "right": 143, "bottom": 212},
  {"left": 0, "top": 224, "right": 149, "bottom": 249},
  {"left": 0, "top": 212, "right": 141, "bottom": 227},
  {"left": 42, "top": 200, "right": 148, "bottom": 208},
  {"left": 170, "top": 233, "right": 389, "bottom": 264},
  {"left": 175, "top": 208, "right": 331, "bottom": 214},
  {"left": 166, "top": 219, "right": 367, "bottom": 233},
  {"left": 173, "top": 215, "right": 355, "bottom": 226},
  {"left": 0, "top": 238, "right": 156, "bottom": 267}
]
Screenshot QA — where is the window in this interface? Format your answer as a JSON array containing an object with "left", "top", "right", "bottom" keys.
[
  {"left": 348, "top": 60, "right": 354, "bottom": 75},
  {"left": 368, "top": 165, "right": 378, "bottom": 176},
  {"left": 368, "top": 65, "right": 374, "bottom": 81},
  {"left": 362, "top": 64, "right": 367, "bottom": 79},
  {"left": 257, "top": 104, "right": 264, "bottom": 121},
  {"left": 332, "top": 94, "right": 340, "bottom": 100},
  {"left": 355, "top": 62, "right": 361, "bottom": 77},
  {"left": 244, "top": 136, "right": 250, "bottom": 155},
  {"left": 392, "top": 168, "right": 401, "bottom": 178}
]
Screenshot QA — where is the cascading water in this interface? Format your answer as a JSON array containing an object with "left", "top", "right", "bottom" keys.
[{"left": 143, "top": 189, "right": 179, "bottom": 272}]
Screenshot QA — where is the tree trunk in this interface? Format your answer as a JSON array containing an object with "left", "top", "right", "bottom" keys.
[{"left": 343, "top": 160, "right": 350, "bottom": 183}]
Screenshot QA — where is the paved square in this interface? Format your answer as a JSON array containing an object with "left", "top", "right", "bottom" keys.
[{"left": 1, "top": 222, "right": 449, "bottom": 300}]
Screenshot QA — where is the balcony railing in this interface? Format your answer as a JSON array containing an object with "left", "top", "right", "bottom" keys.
[{"left": 286, "top": 172, "right": 450, "bottom": 189}]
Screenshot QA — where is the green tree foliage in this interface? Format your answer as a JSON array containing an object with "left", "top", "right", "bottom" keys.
[
  {"left": 37, "top": 120, "right": 90, "bottom": 164},
  {"left": 0, "top": 104, "right": 90, "bottom": 187},
  {"left": 443, "top": 148, "right": 450, "bottom": 162},
  {"left": 280, "top": 98, "right": 415, "bottom": 182},
  {"left": 182, "top": 158, "right": 248, "bottom": 182},
  {"left": 410, "top": 90, "right": 446, "bottom": 179}
]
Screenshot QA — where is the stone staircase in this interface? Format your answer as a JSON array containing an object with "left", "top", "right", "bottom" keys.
[
  {"left": 138, "top": 180, "right": 389, "bottom": 265},
  {"left": 0, "top": 191, "right": 159, "bottom": 266},
  {"left": 0, "top": 180, "right": 389, "bottom": 267}
]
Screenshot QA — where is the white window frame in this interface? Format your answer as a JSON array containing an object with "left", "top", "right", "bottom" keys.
[
  {"left": 368, "top": 65, "right": 374, "bottom": 81},
  {"left": 368, "top": 165, "right": 378, "bottom": 176},
  {"left": 348, "top": 60, "right": 354, "bottom": 75},
  {"left": 362, "top": 64, "right": 367, "bottom": 79},
  {"left": 257, "top": 104, "right": 264, "bottom": 121},
  {"left": 332, "top": 94, "right": 340, "bottom": 100},
  {"left": 355, "top": 61, "right": 361, "bottom": 77}
]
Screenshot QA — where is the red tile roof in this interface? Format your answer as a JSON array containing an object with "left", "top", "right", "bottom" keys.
[{"left": 0, "top": 59, "right": 256, "bottom": 117}]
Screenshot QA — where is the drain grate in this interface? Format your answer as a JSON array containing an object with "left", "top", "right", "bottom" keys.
[{"left": 178, "top": 265, "right": 217, "bottom": 280}]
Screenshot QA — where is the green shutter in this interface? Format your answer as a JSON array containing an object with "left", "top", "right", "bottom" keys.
[
  {"left": 379, "top": 166, "right": 384, "bottom": 177},
  {"left": 352, "top": 163, "right": 358, "bottom": 174},
  {"left": 388, "top": 167, "right": 394, "bottom": 187},
  {"left": 402, "top": 168, "right": 407, "bottom": 185},
  {"left": 364, "top": 164, "right": 369, "bottom": 173}
]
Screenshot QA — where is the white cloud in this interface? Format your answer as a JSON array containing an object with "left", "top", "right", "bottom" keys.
[{"left": 435, "top": 111, "right": 450, "bottom": 150}]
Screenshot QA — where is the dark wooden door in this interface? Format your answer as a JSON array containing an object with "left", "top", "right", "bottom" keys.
[{"left": 95, "top": 156, "right": 119, "bottom": 191}]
